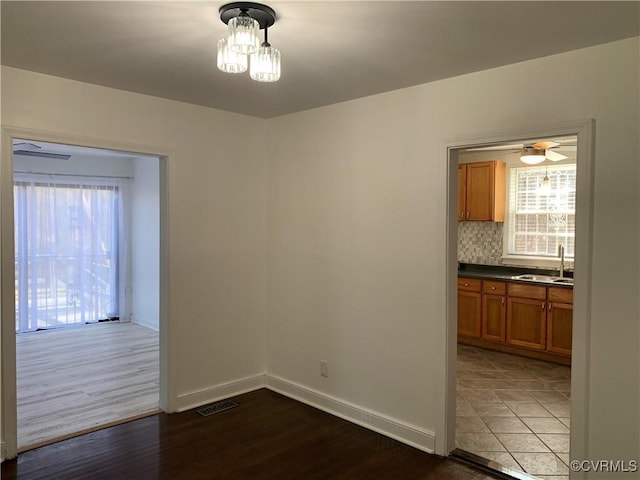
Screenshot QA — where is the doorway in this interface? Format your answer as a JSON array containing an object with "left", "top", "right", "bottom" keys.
[
  {"left": 1, "top": 130, "right": 170, "bottom": 459},
  {"left": 444, "top": 121, "right": 594, "bottom": 478}
]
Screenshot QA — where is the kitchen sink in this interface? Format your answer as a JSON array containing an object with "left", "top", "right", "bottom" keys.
[
  {"left": 511, "top": 274, "right": 555, "bottom": 282},
  {"left": 511, "top": 273, "right": 573, "bottom": 285}
]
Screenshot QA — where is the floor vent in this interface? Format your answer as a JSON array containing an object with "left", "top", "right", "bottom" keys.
[{"left": 196, "top": 400, "right": 238, "bottom": 417}]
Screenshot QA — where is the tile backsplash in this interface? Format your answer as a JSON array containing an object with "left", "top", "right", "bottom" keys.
[{"left": 458, "top": 222, "right": 504, "bottom": 265}]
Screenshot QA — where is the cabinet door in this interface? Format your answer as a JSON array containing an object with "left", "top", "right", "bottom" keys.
[
  {"left": 547, "top": 301, "right": 573, "bottom": 356},
  {"left": 464, "top": 161, "right": 505, "bottom": 221},
  {"left": 507, "top": 297, "right": 546, "bottom": 350},
  {"left": 482, "top": 294, "right": 506, "bottom": 343},
  {"left": 458, "top": 291, "right": 481, "bottom": 338},
  {"left": 466, "top": 162, "right": 494, "bottom": 221},
  {"left": 458, "top": 164, "right": 467, "bottom": 221}
]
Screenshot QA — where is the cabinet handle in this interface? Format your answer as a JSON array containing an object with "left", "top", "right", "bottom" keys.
[
  {"left": 501, "top": 297, "right": 505, "bottom": 305},
  {"left": 491, "top": 286, "right": 496, "bottom": 290},
  {"left": 541, "top": 302, "right": 545, "bottom": 310},
  {"left": 548, "top": 302, "right": 552, "bottom": 311},
  {"left": 466, "top": 212, "right": 470, "bottom": 220},
  {"left": 464, "top": 283, "right": 469, "bottom": 287}
]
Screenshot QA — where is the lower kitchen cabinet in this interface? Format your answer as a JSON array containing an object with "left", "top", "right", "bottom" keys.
[
  {"left": 507, "top": 296, "right": 547, "bottom": 350},
  {"left": 482, "top": 281, "right": 506, "bottom": 343},
  {"left": 458, "top": 278, "right": 481, "bottom": 338},
  {"left": 458, "top": 277, "right": 572, "bottom": 364},
  {"left": 546, "top": 287, "right": 573, "bottom": 356},
  {"left": 506, "top": 283, "right": 547, "bottom": 350}
]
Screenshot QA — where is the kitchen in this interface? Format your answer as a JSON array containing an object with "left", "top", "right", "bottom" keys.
[{"left": 455, "top": 137, "right": 576, "bottom": 478}]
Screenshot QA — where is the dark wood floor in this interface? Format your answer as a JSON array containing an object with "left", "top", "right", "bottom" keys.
[{"left": 2, "top": 389, "right": 501, "bottom": 480}]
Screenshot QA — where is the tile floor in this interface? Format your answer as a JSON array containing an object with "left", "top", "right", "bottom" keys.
[{"left": 456, "top": 344, "right": 571, "bottom": 480}]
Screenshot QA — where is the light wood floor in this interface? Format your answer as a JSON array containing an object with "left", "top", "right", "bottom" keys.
[{"left": 16, "top": 322, "right": 159, "bottom": 450}]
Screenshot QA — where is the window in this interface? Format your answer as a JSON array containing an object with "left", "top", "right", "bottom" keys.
[
  {"left": 504, "top": 164, "right": 576, "bottom": 260},
  {"left": 14, "top": 176, "right": 122, "bottom": 333}
]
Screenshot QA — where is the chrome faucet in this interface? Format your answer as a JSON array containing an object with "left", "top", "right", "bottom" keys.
[{"left": 558, "top": 244, "right": 565, "bottom": 278}]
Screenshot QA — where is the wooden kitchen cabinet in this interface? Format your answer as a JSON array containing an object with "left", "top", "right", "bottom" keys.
[
  {"left": 458, "top": 278, "right": 481, "bottom": 338},
  {"left": 458, "top": 276, "right": 572, "bottom": 364},
  {"left": 506, "top": 283, "right": 547, "bottom": 350},
  {"left": 482, "top": 281, "right": 506, "bottom": 343},
  {"left": 458, "top": 161, "right": 506, "bottom": 222},
  {"left": 458, "top": 164, "right": 467, "bottom": 221},
  {"left": 546, "top": 287, "right": 573, "bottom": 356}
]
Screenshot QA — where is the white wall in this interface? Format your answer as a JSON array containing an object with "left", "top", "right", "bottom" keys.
[
  {"left": 1, "top": 66, "right": 269, "bottom": 419},
  {"left": 266, "top": 36, "right": 639, "bottom": 474},
  {"left": 131, "top": 156, "right": 160, "bottom": 330}
]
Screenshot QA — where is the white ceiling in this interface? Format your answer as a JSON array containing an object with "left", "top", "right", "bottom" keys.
[{"left": 2, "top": 1, "right": 638, "bottom": 118}]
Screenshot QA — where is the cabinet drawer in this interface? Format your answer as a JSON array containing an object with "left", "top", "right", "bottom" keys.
[
  {"left": 458, "top": 277, "right": 481, "bottom": 292},
  {"left": 483, "top": 280, "right": 506, "bottom": 295},
  {"left": 548, "top": 287, "right": 573, "bottom": 304},
  {"left": 508, "top": 282, "right": 546, "bottom": 300}
]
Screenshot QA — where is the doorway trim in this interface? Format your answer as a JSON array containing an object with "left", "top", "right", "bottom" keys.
[
  {"left": 1, "top": 125, "right": 173, "bottom": 460},
  {"left": 440, "top": 120, "right": 594, "bottom": 470}
]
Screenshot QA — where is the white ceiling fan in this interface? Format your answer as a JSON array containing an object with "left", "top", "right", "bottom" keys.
[
  {"left": 464, "top": 137, "right": 577, "bottom": 165},
  {"left": 13, "top": 141, "right": 71, "bottom": 160},
  {"left": 520, "top": 140, "right": 571, "bottom": 164}
]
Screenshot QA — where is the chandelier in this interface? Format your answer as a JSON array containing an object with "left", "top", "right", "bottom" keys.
[{"left": 217, "top": 2, "right": 281, "bottom": 82}]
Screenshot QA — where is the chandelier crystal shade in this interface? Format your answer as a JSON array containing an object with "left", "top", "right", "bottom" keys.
[
  {"left": 250, "top": 45, "right": 281, "bottom": 82},
  {"left": 227, "top": 14, "right": 260, "bottom": 54},
  {"left": 217, "top": 2, "right": 280, "bottom": 82},
  {"left": 250, "top": 26, "right": 281, "bottom": 82},
  {"left": 217, "top": 38, "right": 248, "bottom": 73}
]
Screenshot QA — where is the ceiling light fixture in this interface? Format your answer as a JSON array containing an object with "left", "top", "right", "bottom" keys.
[
  {"left": 520, "top": 146, "right": 546, "bottom": 165},
  {"left": 217, "top": 2, "right": 280, "bottom": 82},
  {"left": 539, "top": 166, "right": 551, "bottom": 194}
]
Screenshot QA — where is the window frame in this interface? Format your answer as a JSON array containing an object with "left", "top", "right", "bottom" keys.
[{"left": 502, "top": 162, "right": 576, "bottom": 268}]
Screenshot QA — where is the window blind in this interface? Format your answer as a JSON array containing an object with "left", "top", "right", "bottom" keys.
[
  {"left": 14, "top": 176, "right": 122, "bottom": 333},
  {"left": 506, "top": 164, "right": 576, "bottom": 258}
]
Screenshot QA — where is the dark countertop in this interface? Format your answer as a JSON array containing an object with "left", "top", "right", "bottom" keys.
[{"left": 458, "top": 263, "right": 573, "bottom": 288}]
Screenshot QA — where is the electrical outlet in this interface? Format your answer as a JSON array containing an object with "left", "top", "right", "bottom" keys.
[{"left": 320, "top": 360, "right": 328, "bottom": 378}]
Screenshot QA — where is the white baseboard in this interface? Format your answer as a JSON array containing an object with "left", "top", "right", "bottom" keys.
[
  {"left": 172, "top": 373, "right": 436, "bottom": 454},
  {"left": 131, "top": 319, "right": 159, "bottom": 332},
  {"left": 265, "top": 374, "right": 436, "bottom": 454},
  {"left": 175, "top": 374, "right": 265, "bottom": 412}
]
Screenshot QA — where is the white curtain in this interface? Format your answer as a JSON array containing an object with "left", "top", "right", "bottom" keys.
[{"left": 14, "top": 175, "right": 124, "bottom": 333}]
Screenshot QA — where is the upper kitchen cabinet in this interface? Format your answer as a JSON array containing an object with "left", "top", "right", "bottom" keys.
[
  {"left": 458, "top": 161, "right": 506, "bottom": 222},
  {"left": 457, "top": 164, "right": 467, "bottom": 221}
]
